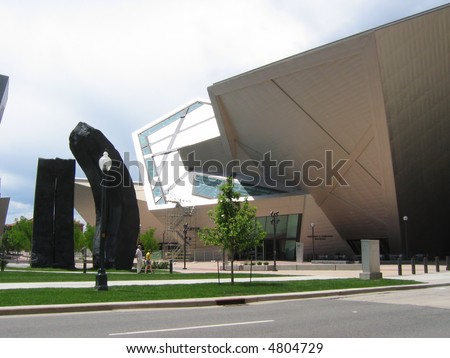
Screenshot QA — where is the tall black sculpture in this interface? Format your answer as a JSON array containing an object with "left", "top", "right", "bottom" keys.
[
  {"left": 32, "top": 158, "right": 75, "bottom": 269},
  {"left": 69, "top": 122, "right": 140, "bottom": 269}
]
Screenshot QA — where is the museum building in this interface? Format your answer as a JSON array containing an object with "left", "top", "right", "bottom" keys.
[{"left": 75, "top": 5, "right": 450, "bottom": 262}]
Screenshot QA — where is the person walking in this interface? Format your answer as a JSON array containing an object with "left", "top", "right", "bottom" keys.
[
  {"left": 145, "top": 249, "right": 153, "bottom": 274},
  {"left": 135, "top": 244, "right": 143, "bottom": 274}
]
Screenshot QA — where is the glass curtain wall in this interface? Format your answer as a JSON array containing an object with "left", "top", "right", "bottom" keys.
[{"left": 253, "top": 214, "right": 301, "bottom": 261}]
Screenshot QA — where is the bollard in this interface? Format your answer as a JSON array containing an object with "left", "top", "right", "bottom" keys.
[
  {"left": 397, "top": 256, "right": 402, "bottom": 276},
  {"left": 169, "top": 259, "right": 173, "bottom": 274},
  {"left": 411, "top": 256, "right": 416, "bottom": 275},
  {"left": 446, "top": 256, "right": 450, "bottom": 271},
  {"left": 435, "top": 256, "right": 440, "bottom": 272},
  {"left": 81, "top": 247, "right": 87, "bottom": 274},
  {"left": 0, "top": 252, "right": 5, "bottom": 272},
  {"left": 424, "top": 256, "right": 428, "bottom": 274}
]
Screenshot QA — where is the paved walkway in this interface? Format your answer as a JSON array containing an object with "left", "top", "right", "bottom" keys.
[{"left": 1, "top": 262, "right": 449, "bottom": 315}]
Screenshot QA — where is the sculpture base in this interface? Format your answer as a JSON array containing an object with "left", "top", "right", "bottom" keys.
[
  {"left": 359, "top": 272, "right": 383, "bottom": 280},
  {"left": 95, "top": 271, "right": 108, "bottom": 291}
]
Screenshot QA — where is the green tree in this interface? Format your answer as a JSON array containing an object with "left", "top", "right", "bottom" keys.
[
  {"left": 82, "top": 223, "right": 95, "bottom": 253},
  {"left": 139, "top": 227, "right": 159, "bottom": 252},
  {"left": 73, "top": 221, "right": 87, "bottom": 253},
  {"left": 3, "top": 216, "right": 33, "bottom": 253},
  {"left": 199, "top": 177, "right": 266, "bottom": 284}
]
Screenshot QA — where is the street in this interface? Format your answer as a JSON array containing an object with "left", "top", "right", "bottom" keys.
[{"left": 0, "top": 285, "right": 449, "bottom": 338}]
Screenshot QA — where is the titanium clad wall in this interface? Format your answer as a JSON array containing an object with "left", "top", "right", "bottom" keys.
[
  {"left": 376, "top": 6, "right": 450, "bottom": 256},
  {"left": 0, "top": 197, "right": 10, "bottom": 235},
  {"left": 0, "top": 74, "right": 8, "bottom": 124},
  {"left": 208, "top": 5, "right": 450, "bottom": 256},
  {"left": 208, "top": 33, "right": 399, "bottom": 253}
]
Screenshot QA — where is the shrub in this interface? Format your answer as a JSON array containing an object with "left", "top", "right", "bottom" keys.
[{"left": 153, "top": 261, "right": 170, "bottom": 270}]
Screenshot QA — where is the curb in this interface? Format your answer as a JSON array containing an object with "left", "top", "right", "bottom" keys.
[{"left": 1, "top": 281, "right": 449, "bottom": 316}]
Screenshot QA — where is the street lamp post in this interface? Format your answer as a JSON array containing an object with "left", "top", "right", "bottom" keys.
[
  {"left": 96, "top": 151, "right": 112, "bottom": 291},
  {"left": 403, "top": 215, "right": 408, "bottom": 259},
  {"left": 183, "top": 223, "right": 188, "bottom": 270},
  {"left": 310, "top": 223, "right": 315, "bottom": 261},
  {"left": 270, "top": 211, "right": 279, "bottom": 271}
]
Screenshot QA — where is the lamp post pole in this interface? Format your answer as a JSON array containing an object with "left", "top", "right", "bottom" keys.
[
  {"left": 403, "top": 215, "right": 408, "bottom": 259},
  {"left": 183, "top": 223, "right": 188, "bottom": 270},
  {"left": 96, "top": 151, "right": 112, "bottom": 291},
  {"left": 270, "top": 211, "right": 279, "bottom": 271},
  {"left": 310, "top": 223, "right": 315, "bottom": 261}
]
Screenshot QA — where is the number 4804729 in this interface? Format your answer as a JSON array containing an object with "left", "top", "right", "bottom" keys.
[{"left": 268, "top": 342, "right": 323, "bottom": 354}]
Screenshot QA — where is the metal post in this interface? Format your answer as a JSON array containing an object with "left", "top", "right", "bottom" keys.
[
  {"left": 169, "top": 259, "right": 173, "bottom": 274},
  {"left": 217, "top": 260, "right": 220, "bottom": 285},
  {"left": 222, "top": 248, "right": 226, "bottom": 271},
  {"left": 403, "top": 216, "right": 408, "bottom": 260},
  {"left": 96, "top": 151, "right": 111, "bottom": 291},
  {"left": 95, "top": 171, "right": 108, "bottom": 290},
  {"left": 82, "top": 247, "right": 87, "bottom": 274},
  {"left": 435, "top": 256, "right": 440, "bottom": 272},
  {"left": 411, "top": 256, "right": 416, "bottom": 275},
  {"left": 270, "top": 211, "right": 279, "bottom": 271},
  {"left": 183, "top": 223, "right": 188, "bottom": 270},
  {"left": 397, "top": 256, "right": 402, "bottom": 276},
  {"left": 311, "top": 223, "right": 316, "bottom": 261},
  {"left": 424, "top": 256, "right": 428, "bottom": 274},
  {"left": 446, "top": 256, "right": 450, "bottom": 271},
  {"left": 0, "top": 250, "right": 5, "bottom": 272}
]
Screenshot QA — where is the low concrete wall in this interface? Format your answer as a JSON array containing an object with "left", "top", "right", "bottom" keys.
[{"left": 231, "top": 263, "right": 362, "bottom": 271}]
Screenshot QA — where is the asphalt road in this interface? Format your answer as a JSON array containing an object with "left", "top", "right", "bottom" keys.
[{"left": 1, "top": 286, "right": 449, "bottom": 338}]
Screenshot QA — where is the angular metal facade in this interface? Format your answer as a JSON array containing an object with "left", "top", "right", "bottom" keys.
[
  {"left": 208, "top": 5, "right": 450, "bottom": 257},
  {"left": 0, "top": 74, "right": 8, "bottom": 124}
]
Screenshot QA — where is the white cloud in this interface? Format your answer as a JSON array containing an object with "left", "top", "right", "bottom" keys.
[
  {"left": 0, "top": 170, "right": 34, "bottom": 195},
  {"left": 5, "top": 200, "right": 34, "bottom": 223}
]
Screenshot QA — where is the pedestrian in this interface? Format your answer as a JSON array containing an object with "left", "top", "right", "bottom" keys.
[
  {"left": 135, "top": 244, "right": 143, "bottom": 274},
  {"left": 145, "top": 249, "right": 153, "bottom": 274}
]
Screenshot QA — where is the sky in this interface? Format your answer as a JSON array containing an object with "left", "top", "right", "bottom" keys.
[{"left": 0, "top": 0, "right": 448, "bottom": 224}]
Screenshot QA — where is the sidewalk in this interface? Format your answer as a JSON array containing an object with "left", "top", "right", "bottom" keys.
[{"left": 1, "top": 262, "right": 449, "bottom": 316}]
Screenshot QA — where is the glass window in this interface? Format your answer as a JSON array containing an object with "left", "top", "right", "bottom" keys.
[
  {"left": 287, "top": 214, "right": 300, "bottom": 239},
  {"left": 280, "top": 215, "right": 289, "bottom": 236},
  {"left": 258, "top": 214, "right": 300, "bottom": 241}
]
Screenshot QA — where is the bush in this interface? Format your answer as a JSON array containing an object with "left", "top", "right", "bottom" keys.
[{"left": 153, "top": 261, "right": 170, "bottom": 270}]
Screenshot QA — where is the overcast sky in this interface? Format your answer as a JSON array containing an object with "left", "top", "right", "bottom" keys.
[{"left": 0, "top": 0, "right": 448, "bottom": 223}]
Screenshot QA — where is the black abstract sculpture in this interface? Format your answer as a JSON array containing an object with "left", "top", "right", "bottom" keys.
[
  {"left": 32, "top": 158, "right": 75, "bottom": 269},
  {"left": 69, "top": 122, "right": 140, "bottom": 269}
]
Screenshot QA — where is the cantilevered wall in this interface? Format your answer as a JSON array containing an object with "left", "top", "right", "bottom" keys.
[{"left": 208, "top": 5, "right": 450, "bottom": 256}]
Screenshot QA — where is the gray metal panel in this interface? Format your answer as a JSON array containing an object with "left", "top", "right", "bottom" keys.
[
  {"left": 0, "top": 197, "right": 10, "bottom": 235},
  {"left": 209, "top": 34, "right": 395, "bottom": 250},
  {"left": 208, "top": 5, "right": 450, "bottom": 256},
  {"left": 0, "top": 74, "right": 9, "bottom": 124},
  {"left": 377, "top": 6, "right": 450, "bottom": 256},
  {"left": 178, "top": 137, "right": 231, "bottom": 175}
]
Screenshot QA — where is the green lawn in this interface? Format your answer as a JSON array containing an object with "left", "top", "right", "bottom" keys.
[
  {"left": 0, "top": 270, "right": 419, "bottom": 307},
  {"left": 0, "top": 269, "right": 275, "bottom": 283}
]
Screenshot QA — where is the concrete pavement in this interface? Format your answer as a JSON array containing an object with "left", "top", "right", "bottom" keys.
[{"left": 1, "top": 261, "right": 449, "bottom": 316}]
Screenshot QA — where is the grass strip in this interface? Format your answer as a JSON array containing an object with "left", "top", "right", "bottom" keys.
[
  {"left": 0, "top": 279, "right": 418, "bottom": 307},
  {"left": 0, "top": 270, "right": 278, "bottom": 283}
]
